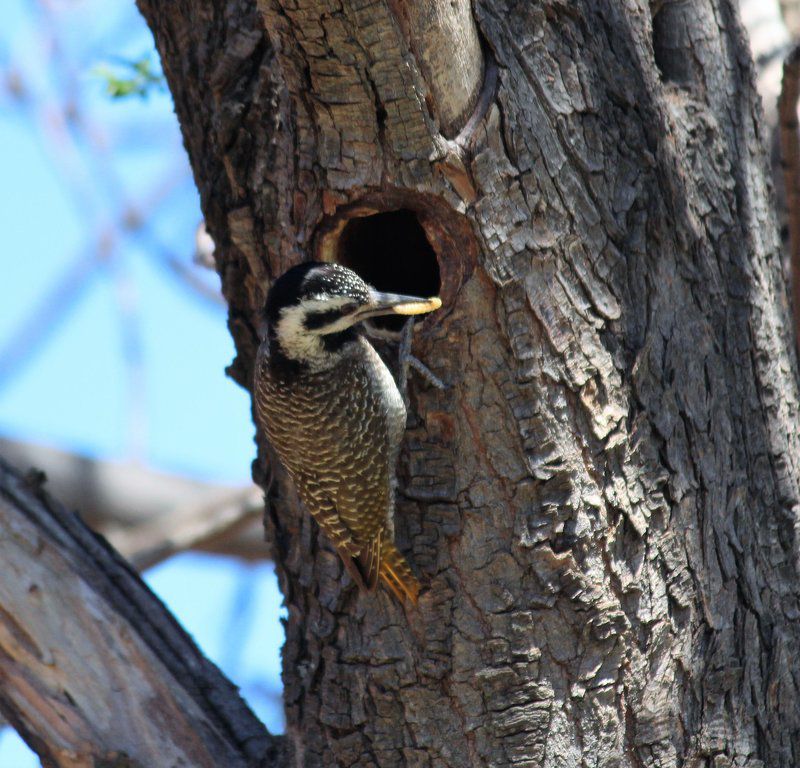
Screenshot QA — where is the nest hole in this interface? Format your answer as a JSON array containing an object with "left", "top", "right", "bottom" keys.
[{"left": 336, "top": 209, "right": 441, "bottom": 331}]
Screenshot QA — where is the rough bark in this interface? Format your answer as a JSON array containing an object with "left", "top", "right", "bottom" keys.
[
  {"left": 138, "top": 0, "right": 800, "bottom": 765},
  {"left": 0, "top": 457, "right": 282, "bottom": 767},
  {"left": 779, "top": 46, "right": 800, "bottom": 350},
  {"left": 740, "top": 0, "right": 793, "bottom": 302}
]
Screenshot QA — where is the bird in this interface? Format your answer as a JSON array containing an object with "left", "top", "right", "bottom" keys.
[{"left": 254, "top": 261, "right": 442, "bottom": 603}]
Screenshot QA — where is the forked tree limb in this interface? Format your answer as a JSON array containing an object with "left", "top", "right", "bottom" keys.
[
  {"left": 0, "top": 456, "right": 283, "bottom": 768},
  {"left": 113, "top": 485, "right": 264, "bottom": 571}
]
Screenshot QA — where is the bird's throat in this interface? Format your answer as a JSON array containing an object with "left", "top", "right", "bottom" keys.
[{"left": 270, "top": 323, "right": 358, "bottom": 373}]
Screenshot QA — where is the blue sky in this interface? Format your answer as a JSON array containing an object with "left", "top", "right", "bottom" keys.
[{"left": 0, "top": 1, "right": 284, "bottom": 762}]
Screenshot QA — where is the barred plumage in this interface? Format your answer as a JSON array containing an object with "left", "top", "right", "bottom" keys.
[{"left": 254, "top": 262, "right": 440, "bottom": 603}]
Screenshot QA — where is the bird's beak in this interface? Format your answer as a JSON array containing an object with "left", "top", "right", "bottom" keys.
[{"left": 356, "top": 291, "right": 442, "bottom": 320}]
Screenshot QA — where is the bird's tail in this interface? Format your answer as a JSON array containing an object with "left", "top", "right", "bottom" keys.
[{"left": 379, "top": 541, "right": 420, "bottom": 605}]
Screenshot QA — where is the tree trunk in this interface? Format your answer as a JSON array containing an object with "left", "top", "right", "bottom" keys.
[{"left": 138, "top": 0, "right": 800, "bottom": 765}]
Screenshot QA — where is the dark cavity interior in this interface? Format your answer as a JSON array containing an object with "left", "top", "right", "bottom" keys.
[{"left": 336, "top": 209, "right": 441, "bottom": 331}]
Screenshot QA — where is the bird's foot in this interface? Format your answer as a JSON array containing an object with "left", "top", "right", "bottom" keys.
[
  {"left": 407, "top": 355, "right": 446, "bottom": 390},
  {"left": 396, "top": 318, "right": 446, "bottom": 408}
]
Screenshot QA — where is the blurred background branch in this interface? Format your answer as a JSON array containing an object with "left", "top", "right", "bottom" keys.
[
  {"left": 0, "top": 1, "right": 282, "bottom": 762},
  {"left": 0, "top": 438, "right": 267, "bottom": 568}
]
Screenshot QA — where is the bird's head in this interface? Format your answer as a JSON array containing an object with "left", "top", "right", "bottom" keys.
[{"left": 264, "top": 262, "right": 441, "bottom": 368}]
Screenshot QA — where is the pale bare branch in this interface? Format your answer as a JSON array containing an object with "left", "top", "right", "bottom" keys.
[{"left": 0, "top": 438, "right": 267, "bottom": 567}]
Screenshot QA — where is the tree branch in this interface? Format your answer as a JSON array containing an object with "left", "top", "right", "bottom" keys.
[
  {"left": 115, "top": 485, "right": 264, "bottom": 571},
  {"left": 0, "top": 456, "right": 284, "bottom": 767},
  {"left": 0, "top": 438, "right": 267, "bottom": 567}
]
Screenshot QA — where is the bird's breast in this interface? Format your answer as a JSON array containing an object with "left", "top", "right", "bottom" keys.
[{"left": 255, "top": 338, "right": 406, "bottom": 486}]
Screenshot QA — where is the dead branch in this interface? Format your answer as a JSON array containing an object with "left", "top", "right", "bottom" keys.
[
  {"left": 0, "top": 456, "right": 283, "bottom": 767},
  {"left": 0, "top": 438, "right": 267, "bottom": 567}
]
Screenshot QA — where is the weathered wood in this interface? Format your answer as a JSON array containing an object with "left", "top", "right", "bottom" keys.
[
  {"left": 781, "top": 0, "right": 800, "bottom": 35},
  {"left": 0, "top": 457, "right": 282, "bottom": 768},
  {"left": 139, "top": 0, "right": 800, "bottom": 765},
  {"left": 386, "top": 0, "right": 484, "bottom": 137}
]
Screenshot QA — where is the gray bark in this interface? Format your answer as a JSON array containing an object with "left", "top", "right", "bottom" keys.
[
  {"left": 0, "top": 456, "right": 283, "bottom": 767},
  {"left": 138, "top": 0, "right": 800, "bottom": 765},
  {"left": 739, "top": 0, "right": 792, "bottom": 285}
]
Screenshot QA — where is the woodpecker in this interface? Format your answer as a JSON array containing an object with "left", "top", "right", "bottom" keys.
[{"left": 254, "top": 261, "right": 441, "bottom": 603}]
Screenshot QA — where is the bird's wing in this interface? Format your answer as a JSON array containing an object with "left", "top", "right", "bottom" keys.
[
  {"left": 292, "top": 476, "right": 380, "bottom": 591},
  {"left": 291, "top": 471, "right": 360, "bottom": 559},
  {"left": 355, "top": 528, "right": 382, "bottom": 591}
]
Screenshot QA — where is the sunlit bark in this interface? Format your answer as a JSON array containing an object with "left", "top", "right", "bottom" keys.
[{"left": 135, "top": 0, "right": 800, "bottom": 764}]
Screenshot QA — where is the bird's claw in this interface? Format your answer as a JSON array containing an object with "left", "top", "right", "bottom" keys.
[{"left": 396, "top": 317, "right": 446, "bottom": 408}]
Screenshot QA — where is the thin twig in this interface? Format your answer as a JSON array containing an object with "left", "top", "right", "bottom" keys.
[{"left": 0, "top": 252, "right": 102, "bottom": 389}]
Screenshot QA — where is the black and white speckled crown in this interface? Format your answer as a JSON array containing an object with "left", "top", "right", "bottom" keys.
[{"left": 264, "top": 262, "right": 371, "bottom": 324}]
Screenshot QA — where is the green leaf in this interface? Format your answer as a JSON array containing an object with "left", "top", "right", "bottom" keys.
[{"left": 92, "top": 55, "right": 165, "bottom": 100}]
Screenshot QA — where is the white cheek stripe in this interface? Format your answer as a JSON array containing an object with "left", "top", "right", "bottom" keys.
[
  {"left": 303, "top": 296, "right": 351, "bottom": 311},
  {"left": 275, "top": 302, "right": 355, "bottom": 368}
]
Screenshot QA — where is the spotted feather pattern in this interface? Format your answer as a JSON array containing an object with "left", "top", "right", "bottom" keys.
[{"left": 255, "top": 334, "right": 417, "bottom": 599}]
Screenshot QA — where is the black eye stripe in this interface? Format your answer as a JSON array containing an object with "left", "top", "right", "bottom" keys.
[
  {"left": 264, "top": 262, "right": 371, "bottom": 329},
  {"left": 304, "top": 308, "right": 346, "bottom": 330}
]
